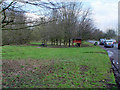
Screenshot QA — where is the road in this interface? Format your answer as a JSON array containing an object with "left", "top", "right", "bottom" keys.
[{"left": 88, "top": 40, "right": 120, "bottom": 87}]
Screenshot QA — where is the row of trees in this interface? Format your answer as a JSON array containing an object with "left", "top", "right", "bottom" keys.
[
  {"left": 30, "top": 2, "right": 117, "bottom": 46},
  {"left": 32, "top": 2, "right": 94, "bottom": 46},
  {"left": 1, "top": 0, "right": 117, "bottom": 46}
]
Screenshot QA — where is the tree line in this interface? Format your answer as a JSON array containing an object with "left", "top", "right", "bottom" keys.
[{"left": 1, "top": 0, "right": 117, "bottom": 46}]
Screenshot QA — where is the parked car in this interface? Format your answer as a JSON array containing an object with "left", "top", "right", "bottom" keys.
[
  {"left": 99, "top": 39, "right": 106, "bottom": 45},
  {"left": 118, "top": 41, "right": 120, "bottom": 49},
  {"left": 104, "top": 40, "right": 114, "bottom": 48},
  {"left": 110, "top": 39, "right": 116, "bottom": 43}
]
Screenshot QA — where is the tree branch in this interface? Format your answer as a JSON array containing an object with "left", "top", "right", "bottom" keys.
[
  {"left": 25, "top": 1, "right": 62, "bottom": 9},
  {"left": 2, "top": 19, "right": 57, "bottom": 30},
  {"left": 0, "top": 1, "right": 15, "bottom": 13}
]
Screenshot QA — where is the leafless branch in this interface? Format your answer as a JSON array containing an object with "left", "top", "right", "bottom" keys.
[
  {"left": 25, "top": 1, "right": 62, "bottom": 9},
  {"left": 0, "top": 1, "right": 16, "bottom": 13},
  {"left": 2, "top": 19, "right": 57, "bottom": 30}
]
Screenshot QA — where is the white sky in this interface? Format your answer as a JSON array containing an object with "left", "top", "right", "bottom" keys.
[{"left": 88, "top": 0, "right": 118, "bottom": 32}]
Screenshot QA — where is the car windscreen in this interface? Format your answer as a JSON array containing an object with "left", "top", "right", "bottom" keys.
[{"left": 106, "top": 41, "right": 113, "bottom": 42}]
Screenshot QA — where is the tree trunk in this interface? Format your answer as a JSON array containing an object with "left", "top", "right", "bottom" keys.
[
  {"left": 64, "top": 40, "right": 65, "bottom": 45},
  {"left": 51, "top": 40, "right": 53, "bottom": 45},
  {"left": 66, "top": 41, "right": 67, "bottom": 46},
  {"left": 72, "top": 39, "right": 73, "bottom": 47},
  {"left": 56, "top": 39, "right": 58, "bottom": 45},
  {"left": 60, "top": 39, "right": 61, "bottom": 46},
  {"left": 68, "top": 39, "right": 71, "bottom": 47},
  {"left": 53, "top": 40, "right": 55, "bottom": 45}
]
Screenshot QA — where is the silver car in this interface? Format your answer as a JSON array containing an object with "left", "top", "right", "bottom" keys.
[{"left": 104, "top": 40, "right": 114, "bottom": 48}]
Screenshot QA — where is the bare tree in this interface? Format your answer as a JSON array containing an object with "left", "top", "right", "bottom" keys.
[{"left": 31, "top": 1, "right": 96, "bottom": 46}]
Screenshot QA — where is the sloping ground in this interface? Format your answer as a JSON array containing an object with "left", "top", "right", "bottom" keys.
[{"left": 2, "top": 42, "right": 116, "bottom": 88}]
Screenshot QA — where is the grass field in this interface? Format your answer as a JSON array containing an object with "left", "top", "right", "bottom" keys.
[{"left": 2, "top": 42, "right": 116, "bottom": 88}]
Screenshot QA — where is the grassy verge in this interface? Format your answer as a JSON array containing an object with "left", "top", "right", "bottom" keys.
[
  {"left": 2, "top": 42, "right": 116, "bottom": 88},
  {"left": 30, "top": 41, "right": 42, "bottom": 45}
]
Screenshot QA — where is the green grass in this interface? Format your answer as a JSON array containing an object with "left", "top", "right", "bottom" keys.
[
  {"left": 2, "top": 45, "right": 106, "bottom": 60},
  {"left": 82, "top": 41, "right": 95, "bottom": 47},
  {"left": 0, "top": 46, "right": 2, "bottom": 60},
  {"left": 2, "top": 42, "right": 116, "bottom": 88},
  {"left": 30, "top": 41, "right": 42, "bottom": 45}
]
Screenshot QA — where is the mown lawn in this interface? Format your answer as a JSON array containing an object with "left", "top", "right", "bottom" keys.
[
  {"left": 2, "top": 42, "right": 116, "bottom": 88},
  {"left": 30, "top": 41, "right": 42, "bottom": 45}
]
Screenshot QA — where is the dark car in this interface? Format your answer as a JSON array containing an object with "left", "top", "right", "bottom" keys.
[
  {"left": 99, "top": 39, "right": 105, "bottom": 45},
  {"left": 118, "top": 41, "right": 120, "bottom": 49}
]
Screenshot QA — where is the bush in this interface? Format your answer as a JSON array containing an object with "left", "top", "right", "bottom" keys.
[{"left": 2, "top": 30, "right": 32, "bottom": 45}]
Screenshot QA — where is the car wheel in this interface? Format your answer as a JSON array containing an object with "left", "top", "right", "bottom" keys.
[
  {"left": 112, "top": 45, "right": 114, "bottom": 48},
  {"left": 118, "top": 47, "right": 120, "bottom": 49}
]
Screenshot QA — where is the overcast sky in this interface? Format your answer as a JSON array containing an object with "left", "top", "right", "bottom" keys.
[{"left": 86, "top": 0, "right": 118, "bottom": 32}]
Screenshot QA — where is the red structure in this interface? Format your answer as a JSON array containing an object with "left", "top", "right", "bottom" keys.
[{"left": 72, "top": 37, "right": 81, "bottom": 47}]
